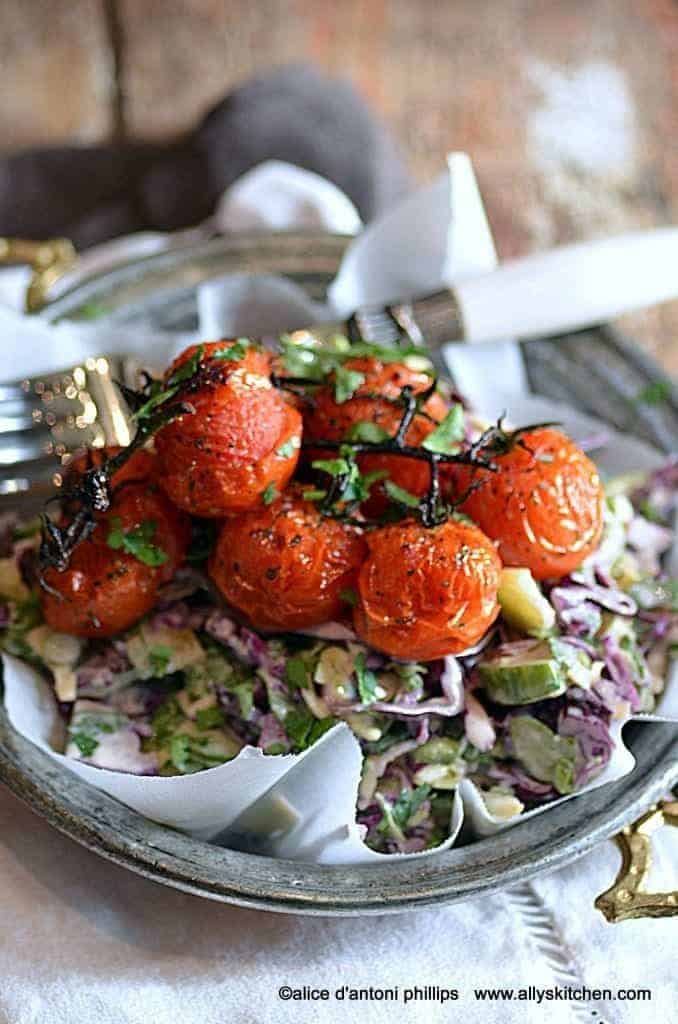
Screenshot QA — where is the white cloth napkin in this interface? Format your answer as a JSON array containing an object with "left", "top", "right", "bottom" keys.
[{"left": 0, "top": 158, "right": 675, "bottom": 1024}]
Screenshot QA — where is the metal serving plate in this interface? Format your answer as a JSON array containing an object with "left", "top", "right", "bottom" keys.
[{"left": 0, "top": 233, "right": 676, "bottom": 914}]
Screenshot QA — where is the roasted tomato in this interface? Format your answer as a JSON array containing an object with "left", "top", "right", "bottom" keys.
[
  {"left": 41, "top": 478, "right": 190, "bottom": 638},
  {"left": 209, "top": 484, "right": 366, "bottom": 630},
  {"left": 353, "top": 518, "right": 502, "bottom": 660},
  {"left": 448, "top": 428, "right": 604, "bottom": 580},
  {"left": 155, "top": 340, "right": 302, "bottom": 517},
  {"left": 62, "top": 444, "right": 156, "bottom": 490},
  {"left": 302, "top": 357, "right": 448, "bottom": 513}
]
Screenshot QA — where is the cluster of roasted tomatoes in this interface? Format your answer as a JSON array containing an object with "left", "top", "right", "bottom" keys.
[{"left": 41, "top": 340, "right": 604, "bottom": 661}]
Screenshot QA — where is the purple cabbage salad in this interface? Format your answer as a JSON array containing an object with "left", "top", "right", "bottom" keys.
[{"left": 0, "top": 459, "right": 675, "bottom": 854}]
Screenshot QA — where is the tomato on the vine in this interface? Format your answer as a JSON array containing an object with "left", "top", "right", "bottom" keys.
[
  {"left": 209, "top": 483, "right": 366, "bottom": 630},
  {"left": 41, "top": 466, "right": 189, "bottom": 638},
  {"left": 448, "top": 427, "right": 604, "bottom": 580},
  {"left": 155, "top": 340, "right": 302, "bottom": 517},
  {"left": 302, "top": 356, "right": 448, "bottom": 513},
  {"left": 353, "top": 517, "right": 502, "bottom": 660}
]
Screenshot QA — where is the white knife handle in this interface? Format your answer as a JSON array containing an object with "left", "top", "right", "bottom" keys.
[{"left": 453, "top": 228, "right": 678, "bottom": 344}]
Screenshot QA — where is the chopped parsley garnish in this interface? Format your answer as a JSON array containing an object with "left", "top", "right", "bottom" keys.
[
  {"left": 195, "top": 705, "right": 226, "bottom": 731},
  {"left": 285, "top": 655, "right": 312, "bottom": 690},
  {"left": 106, "top": 517, "right": 168, "bottom": 567},
  {"left": 422, "top": 403, "right": 465, "bottom": 454},
  {"left": 279, "top": 340, "right": 326, "bottom": 380},
  {"left": 354, "top": 651, "right": 379, "bottom": 705},
  {"left": 169, "top": 344, "right": 205, "bottom": 387},
  {"left": 383, "top": 480, "right": 420, "bottom": 508},
  {"left": 333, "top": 366, "right": 365, "bottom": 404},
  {"left": 70, "top": 733, "right": 99, "bottom": 757},
  {"left": 275, "top": 438, "right": 299, "bottom": 459},
  {"left": 231, "top": 682, "right": 254, "bottom": 719},
  {"left": 278, "top": 334, "right": 433, "bottom": 381},
  {"left": 346, "top": 421, "right": 390, "bottom": 443},
  {"left": 261, "top": 483, "right": 279, "bottom": 505},
  {"left": 264, "top": 742, "right": 288, "bottom": 756},
  {"left": 391, "top": 785, "right": 432, "bottom": 830},
  {"left": 377, "top": 785, "right": 431, "bottom": 837},
  {"left": 285, "top": 708, "right": 336, "bottom": 752},
  {"left": 133, "top": 345, "right": 205, "bottom": 423},
  {"left": 214, "top": 338, "right": 250, "bottom": 361},
  {"left": 312, "top": 457, "right": 350, "bottom": 477},
  {"left": 148, "top": 644, "right": 173, "bottom": 677},
  {"left": 311, "top": 448, "right": 386, "bottom": 508},
  {"left": 131, "top": 381, "right": 178, "bottom": 423},
  {"left": 68, "top": 711, "right": 128, "bottom": 760},
  {"left": 149, "top": 697, "right": 183, "bottom": 748}
]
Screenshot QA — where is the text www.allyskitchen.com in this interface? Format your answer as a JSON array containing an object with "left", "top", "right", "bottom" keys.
[{"left": 276, "top": 983, "right": 652, "bottom": 1006}]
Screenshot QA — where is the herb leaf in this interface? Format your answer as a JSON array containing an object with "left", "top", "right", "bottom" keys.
[
  {"left": 285, "top": 655, "right": 311, "bottom": 690},
  {"left": 169, "top": 344, "right": 205, "bottom": 386},
  {"left": 214, "top": 338, "right": 250, "bottom": 361},
  {"left": 106, "top": 517, "right": 168, "bottom": 567},
  {"left": 285, "top": 708, "right": 336, "bottom": 752},
  {"left": 132, "top": 381, "right": 180, "bottom": 422},
  {"left": 383, "top": 480, "right": 421, "bottom": 508},
  {"left": 276, "top": 438, "right": 299, "bottom": 459},
  {"left": 195, "top": 705, "right": 226, "bottom": 731},
  {"left": 71, "top": 733, "right": 99, "bottom": 757},
  {"left": 346, "top": 421, "right": 390, "bottom": 443},
  {"left": 312, "top": 457, "right": 350, "bottom": 476},
  {"left": 422, "top": 403, "right": 465, "bottom": 454},
  {"left": 391, "top": 785, "right": 431, "bottom": 830},
  {"left": 261, "top": 483, "right": 279, "bottom": 505},
  {"left": 148, "top": 644, "right": 173, "bottom": 677},
  {"left": 354, "top": 651, "right": 379, "bottom": 705},
  {"left": 311, "top": 448, "right": 387, "bottom": 509},
  {"left": 334, "top": 366, "right": 365, "bottom": 404}
]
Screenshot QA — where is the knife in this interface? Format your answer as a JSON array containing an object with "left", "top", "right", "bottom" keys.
[{"left": 320, "top": 228, "right": 678, "bottom": 349}]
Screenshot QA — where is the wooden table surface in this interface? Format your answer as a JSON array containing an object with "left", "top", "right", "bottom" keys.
[{"left": 2, "top": 0, "right": 677, "bottom": 374}]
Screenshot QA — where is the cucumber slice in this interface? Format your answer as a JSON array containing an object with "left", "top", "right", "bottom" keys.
[
  {"left": 497, "top": 568, "right": 555, "bottom": 635},
  {"left": 415, "top": 736, "right": 462, "bottom": 764},
  {"left": 508, "top": 716, "right": 577, "bottom": 795},
  {"left": 478, "top": 640, "right": 567, "bottom": 705}
]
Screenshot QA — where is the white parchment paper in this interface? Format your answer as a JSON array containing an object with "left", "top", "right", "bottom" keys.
[{"left": 0, "top": 156, "right": 674, "bottom": 862}]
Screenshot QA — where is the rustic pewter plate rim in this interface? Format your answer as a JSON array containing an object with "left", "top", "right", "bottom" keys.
[
  {"left": 1, "top": 232, "right": 677, "bottom": 914},
  {"left": 1, "top": 718, "right": 676, "bottom": 915}
]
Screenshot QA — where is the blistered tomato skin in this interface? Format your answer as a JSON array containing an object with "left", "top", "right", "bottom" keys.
[
  {"left": 450, "top": 428, "right": 605, "bottom": 580},
  {"left": 303, "top": 357, "right": 448, "bottom": 513},
  {"left": 41, "top": 480, "right": 190, "bottom": 638},
  {"left": 209, "top": 484, "right": 367, "bottom": 631},
  {"left": 353, "top": 518, "right": 502, "bottom": 661},
  {"left": 63, "top": 445, "right": 156, "bottom": 490},
  {"left": 155, "top": 341, "right": 302, "bottom": 518}
]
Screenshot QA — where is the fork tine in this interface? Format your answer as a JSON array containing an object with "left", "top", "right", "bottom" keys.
[
  {"left": 347, "top": 307, "right": 402, "bottom": 346},
  {"left": 0, "top": 412, "right": 41, "bottom": 434}
]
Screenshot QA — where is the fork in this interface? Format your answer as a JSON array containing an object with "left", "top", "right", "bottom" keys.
[
  {"left": 0, "top": 354, "right": 144, "bottom": 504},
  {"left": 3, "top": 227, "right": 678, "bottom": 504}
]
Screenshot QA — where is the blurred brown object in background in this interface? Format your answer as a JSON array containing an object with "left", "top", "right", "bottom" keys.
[{"left": 0, "top": 0, "right": 677, "bottom": 372}]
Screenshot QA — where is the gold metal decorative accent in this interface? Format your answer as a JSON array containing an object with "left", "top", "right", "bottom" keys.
[
  {"left": 595, "top": 800, "right": 678, "bottom": 922},
  {"left": 0, "top": 237, "right": 77, "bottom": 313}
]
